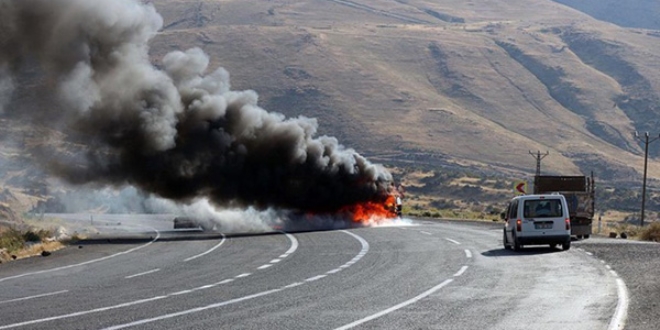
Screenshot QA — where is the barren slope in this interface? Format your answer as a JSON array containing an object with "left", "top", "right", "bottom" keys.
[{"left": 142, "top": 0, "right": 660, "bottom": 185}]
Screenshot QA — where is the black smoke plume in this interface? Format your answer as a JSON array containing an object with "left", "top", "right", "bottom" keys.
[{"left": 0, "top": 0, "right": 393, "bottom": 213}]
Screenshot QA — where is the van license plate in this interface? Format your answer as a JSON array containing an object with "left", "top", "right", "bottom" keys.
[{"left": 535, "top": 223, "right": 553, "bottom": 229}]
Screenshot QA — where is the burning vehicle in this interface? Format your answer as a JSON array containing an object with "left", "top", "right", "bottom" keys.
[
  {"left": 0, "top": 0, "right": 403, "bottom": 229},
  {"left": 173, "top": 217, "right": 217, "bottom": 231}
]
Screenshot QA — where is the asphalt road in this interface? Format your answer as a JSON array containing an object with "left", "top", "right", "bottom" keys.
[{"left": 0, "top": 216, "right": 631, "bottom": 330}]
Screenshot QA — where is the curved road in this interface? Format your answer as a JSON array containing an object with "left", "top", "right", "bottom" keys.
[{"left": 0, "top": 216, "right": 623, "bottom": 330}]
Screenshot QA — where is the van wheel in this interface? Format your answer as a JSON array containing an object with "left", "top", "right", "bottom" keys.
[
  {"left": 562, "top": 240, "right": 571, "bottom": 251},
  {"left": 512, "top": 231, "right": 522, "bottom": 251},
  {"left": 503, "top": 230, "right": 511, "bottom": 250}
]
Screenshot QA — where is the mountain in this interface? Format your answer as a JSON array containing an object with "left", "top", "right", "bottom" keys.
[
  {"left": 142, "top": 0, "right": 660, "bottom": 185},
  {"left": 3, "top": 0, "right": 660, "bottom": 217}
]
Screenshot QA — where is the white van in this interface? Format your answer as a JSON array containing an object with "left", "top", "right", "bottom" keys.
[{"left": 501, "top": 194, "right": 571, "bottom": 251}]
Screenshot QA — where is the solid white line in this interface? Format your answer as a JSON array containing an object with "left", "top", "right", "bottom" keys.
[
  {"left": 125, "top": 268, "right": 160, "bottom": 279},
  {"left": 169, "top": 290, "right": 192, "bottom": 296},
  {"left": 444, "top": 238, "right": 461, "bottom": 245},
  {"left": 607, "top": 278, "right": 629, "bottom": 330},
  {"left": 101, "top": 289, "right": 282, "bottom": 330},
  {"left": 216, "top": 279, "right": 234, "bottom": 285},
  {"left": 326, "top": 269, "right": 342, "bottom": 274},
  {"left": 453, "top": 266, "right": 468, "bottom": 277},
  {"left": 184, "top": 234, "right": 226, "bottom": 262},
  {"left": 333, "top": 279, "right": 454, "bottom": 330},
  {"left": 276, "top": 232, "right": 299, "bottom": 259},
  {"left": 284, "top": 282, "right": 304, "bottom": 289},
  {"left": 0, "top": 290, "right": 68, "bottom": 305},
  {"left": 305, "top": 275, "right": 327, "bottom": 282},
  {"left": 0, "top": 229, "right": 160, "bottom": 283},
  {"left": 257, "top": 264, "right": 273, "bottom": 270},
  {"left": 464, "top": 249, "right": 472, "bottom": 258},
  {"left": 420, "top": 231, "right": 432, "bottom": 235}
]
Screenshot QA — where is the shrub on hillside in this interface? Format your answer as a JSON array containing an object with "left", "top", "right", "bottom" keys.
[
  {"left": 0, "top": 228, "right": 24, "bottom": 252},
  {"left": 639, "top": 222, "right": 660, "bottom": 242}
]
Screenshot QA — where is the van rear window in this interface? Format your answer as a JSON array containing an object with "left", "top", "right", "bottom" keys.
[{"left": 523, "top": 199, "right": 563, "bottom": 218}]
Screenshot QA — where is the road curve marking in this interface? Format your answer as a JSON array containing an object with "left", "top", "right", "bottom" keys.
[
  {"left": 0, "top": 228, "right": 161, "bottom": 283},
  {"left": 464, "top": 249, "right": 472, "bottom": 258},
  {"left": 333, "top": 279, "right": 455, "bottom": 330},
  {"left": 453, "top": 266, "right": 468, "bottom": 277},
  {"left": 0, "top": 290, "right": 68, "bottom": 305},
  {"left": 608, "top": 277, "right": 629, "bottom": 330},
  {"left": 0, "top": 230, "right": 364, "bottom": 330},
  {"left": 581, "top": 249, "right": 628, "bottom": 330},
  {"left": 183, "top": 234, "right": 226, "bottom": 262}
]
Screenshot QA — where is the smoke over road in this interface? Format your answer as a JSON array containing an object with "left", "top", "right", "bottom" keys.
[{"left": 0, "top": 0, "right": 394, "bottom": 214}]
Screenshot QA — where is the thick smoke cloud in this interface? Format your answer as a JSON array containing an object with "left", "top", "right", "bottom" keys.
[{"left": 0, "top": 0, "right": 393, "bottom": 213}]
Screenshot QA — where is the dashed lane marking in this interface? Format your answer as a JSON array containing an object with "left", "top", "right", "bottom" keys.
[
  {"left": 444, "top": 238, "right": 461, "bottom": 245},
  {"left": 125, "top": 269, "right": 160, "bottom": 279}
]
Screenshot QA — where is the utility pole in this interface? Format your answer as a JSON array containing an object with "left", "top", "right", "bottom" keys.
[
  {"left": 635, "top": 132, "right": 660, "bottom": 227},
  {"left": 529, "top": 151, "right": 549, "bottom": 177}
]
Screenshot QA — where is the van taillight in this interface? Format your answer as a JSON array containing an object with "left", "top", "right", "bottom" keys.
[
  {"left": 565, "top": 218, "right": 571, "bottom": 230},
  {"left": 516, "top": 219, "right": 522, "bottom": 232}
]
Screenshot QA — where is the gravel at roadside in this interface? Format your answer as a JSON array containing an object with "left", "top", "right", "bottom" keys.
[{"left": 575, "top": 238, "right": 660, "bottom": 330}]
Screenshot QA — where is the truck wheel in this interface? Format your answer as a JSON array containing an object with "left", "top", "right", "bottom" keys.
[
  {"left": 503, "top": 230, "right": 511, "bottom": 250},
  {"left": 513, "top": 232, "right": 522, "bottom": 251},
  {"left": 562, "top": 240, "right": 571, "bottom": 251}
]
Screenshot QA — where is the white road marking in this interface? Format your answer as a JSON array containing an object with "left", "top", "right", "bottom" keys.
[
  {"left": 453, "top": 266, "right": 468, "bottom": 277},
  {"left": 464, "top": 249, "right": 472, "bottom": 258},
  {"left": 0, "top": 290, "right": 68, "bottom": 305},
  {"left": 102, "top": 289, "right": 282, "bottom": 330},
  {"left": 333, "top": 279, "right": 455, "bottom": 330},
  {"left": 0, "top": 296, "right": 168, "bottom": 330},
  {"left": 279, "top": 232, "right": 299, "bottom": 258},
  {"left": 0, "top": 228, "right": 160, "bottom": 283},
  {"left": 216, "top": 279, "right": 233, "bottom": 285},
  {"left": 170, "top": 290, "right": 192, "bottom": 296},
  {"left": 270, "top": 259, "right": 281, "bottom": 263},
  {"left": 0, "top": 230, "right": 365, "bottom": 330},
  {"left": 585, "top": 251, "right": 593, "bottom": 256},
  {"left": 305, "top": 275, "right": 327, "bottom": 282},
  {"left": 184, "top": 234, "right": 226, "bottom": 262},
  {"left": 235, "top": 273, "right": 251, "bottom": 278},
  {"left": 284, "top": 282, "right": 304, "bottom": 289},
  {"left": 125, "top": 268, "right": 160, "bottom": 279},
  {"left": 420, "top": 231, "right": 432, "bottom": 235},
  {"left": 326, "top": 269, "right": 342, "bottom": 274},
  {"left": 607, "top": 278, "right": 629, "bottom": 330},
  {"left": 444, "top": 238, "right": 461, "bottom": 245},
  {"left": 257, "top": 264, "right": 273, "bottom": 270}
]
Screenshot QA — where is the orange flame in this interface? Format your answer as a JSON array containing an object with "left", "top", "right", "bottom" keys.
[{"left": 341, "top": 195, "right": 398, "bottom": 224}]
